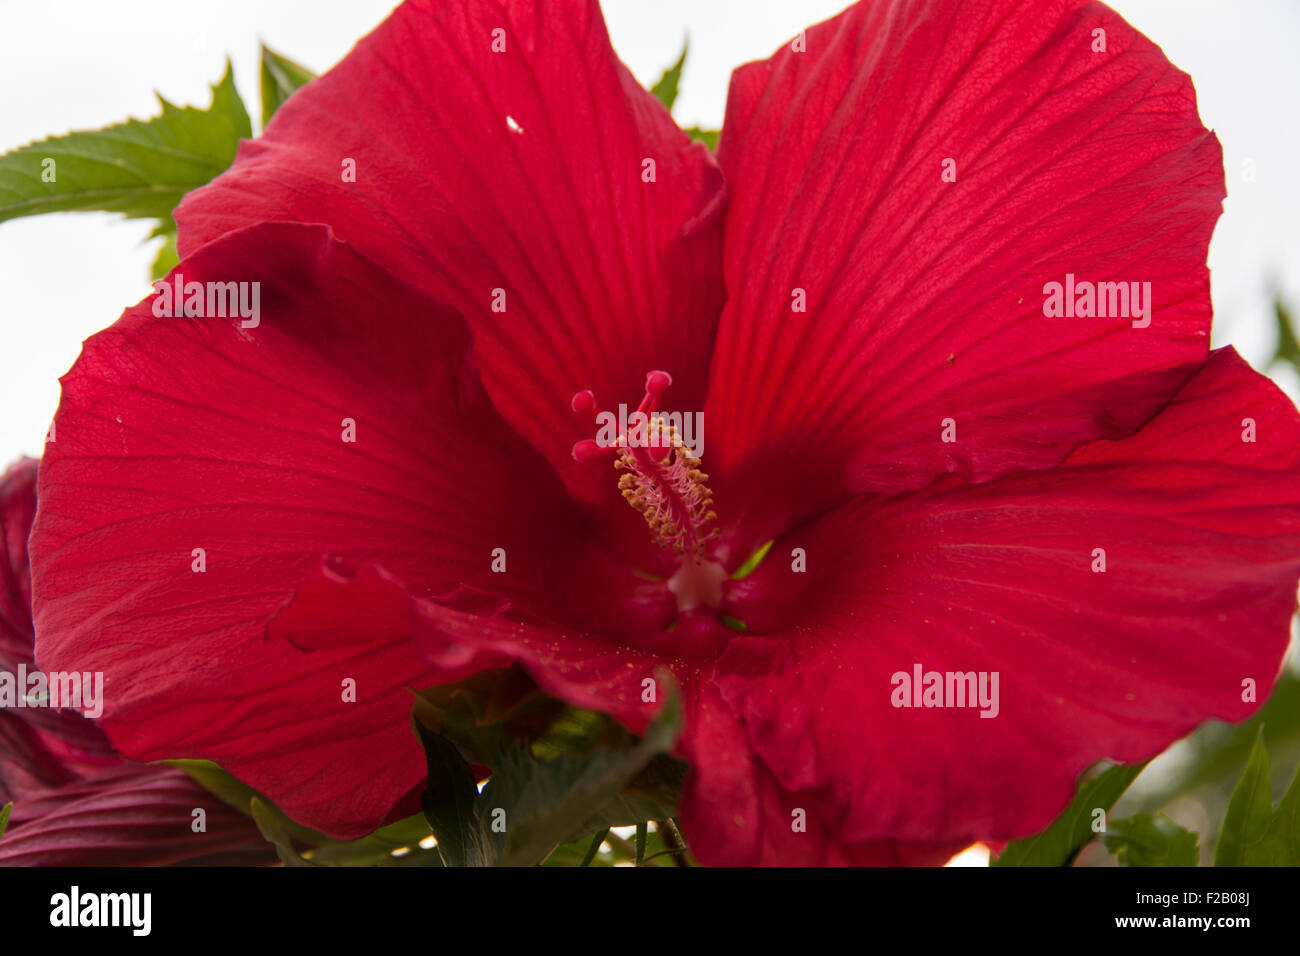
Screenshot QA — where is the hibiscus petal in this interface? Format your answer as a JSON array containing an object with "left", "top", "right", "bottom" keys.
[
  {"left": 0, "top": 715, "right": 78, "bottom": 807},
  {"left": 31, "top": 222, "right": 665, "bottom": 838},
  {"left": 410, "top": 595, "right": 963, "bottom": 865},
  {"left": 0, "top": 763, "right": 274, "bottom": 866},
  {"left": 707, "top": 0, "right": 1225, "bottom": 543},
  {"left": 718, "top": 348, "right": 1300, "bottom": 844},
  {"left": 0, "top": 457, "right": 38, "bottom": 669},
  {"left": 678, "top": 679, "right": 963, "bottom": 865},
  {"left": 0, "top": 706, "right": 119, "bottom": 808},
  {"left": 177, "top": 0, "right": 726, "bottom": 514},
  {"left": 411, "top": 598, "right": 672, "bottom": 735},
  {"left": 1, "top": 457, "right": 117, "bottom": 785}
]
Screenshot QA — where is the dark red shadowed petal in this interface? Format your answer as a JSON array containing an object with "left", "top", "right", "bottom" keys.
[
  {"left": 411, "top": 597, "right": 678, "bottom": 736},
  {"left": 0, "top": 714, "right": 81, "bottom": 809},
  {"left": 0, "top": 461, "right": 66, "bottom": 799},
  {"left": 407, "top": 565, "right": 961, "bottom": 866},
  {"left": 718, "top": 348, "right": 1300, "bottom": 846},
  {"left": 678, "top": 680, "right": 966, "bottom": 865},
  {"left": 1, "top": 458, "right": 116, "bottom": 797},
  {"left": 0, "top": 457, "right": 39, "bottom": 669},
  {"left": 30, "top": 222, "right": 668, "bottom": 838},
  {"left": 3, "top": 459, "right": 270, "bottom": 865},
  {"left": 0, "top": 763, "right": 276, "bottom": 866},
  {"left": 177, "top": 0, "right": 726, "bottom": 540},
  {"left": 707, "top": 0, "right": 1225, "bottom": 547}
]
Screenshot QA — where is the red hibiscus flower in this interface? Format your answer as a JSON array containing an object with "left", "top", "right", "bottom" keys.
[
  {"left": 29, "top": 0, "right": 1300, "bottom": 865},
  {"left": 1, "top": 458, "right": 274, "bottom": 865}
]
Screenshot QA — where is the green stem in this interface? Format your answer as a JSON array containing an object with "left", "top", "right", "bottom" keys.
[
  {"left": 655, "top": 818, "right": 690, "bottom": 867},
  {"left": 635, "top": 822, "right": 648, "bottom": 866}
]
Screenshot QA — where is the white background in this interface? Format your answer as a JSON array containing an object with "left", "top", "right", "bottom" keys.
[{"left": 1, "top": 0, "right": 1298, "bottom": 460}]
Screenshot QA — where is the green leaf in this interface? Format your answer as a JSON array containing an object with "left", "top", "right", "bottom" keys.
[
  {"left": 307, "top": 814, "right": 442, "bottom": 867},
  {"left": 0, "top": 801, "right": 11, "bottom": 840},
  {"left": 542, "top": 831, "right": 614, "bottom": 867},
  {"left": 1259, "top": 763, "right": 1300, "bottom": 864},
  {"left": 250, "top": 797, "right": 319, "bottom": 867},
  {"left": 992, "top": 762, "right": 1146, "bottom": 866},
  {"left": 478, "top": 679, "right": 682, "bottom": 866},
  {"left": 259, "top": 43, "right": 317, "bottom": 128},
  {"left": 571, "top": 791, "right": 677, "bottom": 835},
  {"left": 1214, "top": 728, "right": 1300, "bottom": 866},
  {"left": 1103, "top": 813, "right": 1199, "bottom": 866},
  {"left": 0, "top": 61, "right": 250, "bottom": 226},
  {"left": 412, "top": 665, "right": 565, "bottom": 767},
  {"left": 176, "top": 758, "right": 444, "bottom": 866},
  {"left": 170, "top": 758, "right": 328, "bottom": 844},
  {"left": 1214, "top": 728, "right": 1271, "bottom": 865},
  {"left": 1131, "top": 669, "right": 1300, "bottom": 813},
  {"left": 413, "top": 686, "right": 510, "bottom": 768},
  {"left": 416, "top": 721, "right": 484, "bottom": 868},
  {"left": 649, "top": 39, "right": 689, "bottom": 113},
  {"left": 579, "top": 828, "right": 609, "bottom": 866},
  {"left": 150, "top": 229, "right": 178, "bottom": 281},
  {"left": 684, "top": 126, "right": 719, "bottom": 151},
  {"left": 412, "top": 671, "right": 686, "bottom": 865},
  {"left": 529, "top": 704, "right": 616, "bottom": 760},
  {"left": 1271, "top": 297, "right": 1300, "bottom": 370}
]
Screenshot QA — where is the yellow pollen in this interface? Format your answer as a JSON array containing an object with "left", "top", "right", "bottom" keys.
[{"left": 613, "top": 419, "right": 716, "bottom": 556}]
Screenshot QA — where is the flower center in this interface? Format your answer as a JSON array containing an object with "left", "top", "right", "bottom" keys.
[{"left": 571, "top": 371, "right": 717, "bottom": 558}]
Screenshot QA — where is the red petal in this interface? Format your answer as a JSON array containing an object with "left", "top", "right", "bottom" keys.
[
  {"left": 411, "top": 598, "right": 671, "bottom": 735},
  {"left": 718, "top": 348, "right": 1300, "bottom": 844},
  {"left": 0, "top": 763, "right": 274, "bottom": 866},
  {"left": 31, "top": 222, "right": 664, "bottom": 837},
  {"left": 410, "top": 592, "right": 963, "bottom": 865},
  {"left": 0, "top": 457, "right": 38, "bottom": 669},
  {"left": 177, "top": 0, "right": 726, "bottom": 529},
  {"left": 411, "top": 598, "right": 965, "bottom": 865},
  {"left": 1, "top": 457, "right": 117, "bottom": 795},
  {"left": 0, "top": 715, "right": 76, "bottom": 807},
  {"left": 678, "top": 681, "right": 963, "bottom": 865},
  {"left": 707, "top": 0, "right": 1224, "bottom": 542}
]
